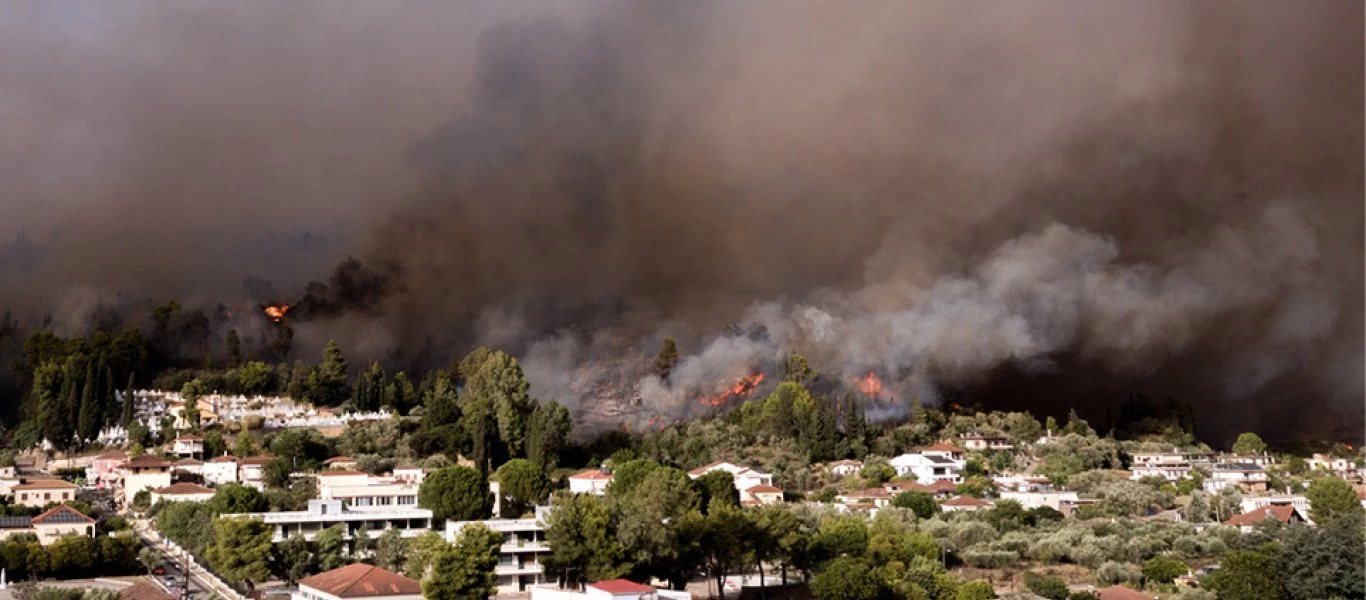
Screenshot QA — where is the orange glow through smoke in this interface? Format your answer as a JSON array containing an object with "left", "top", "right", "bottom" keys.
[
  {"left": 700, "top": 373, "right": 766, "bottom": 407},
  {"left": 264, "top": 304, "right": 290, "bottom": 323},
  {"left": 855, "top": 371, "right": 883, "bottom": 397}
]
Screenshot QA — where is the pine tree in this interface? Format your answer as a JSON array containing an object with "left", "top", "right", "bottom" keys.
[
  {"left": 35, "top": 363, "right": 68, "bottom": 451},
  {"left": 77, "top": 357, "right": 102, "bottom": 445},
  {"left": 121, "top": 374, "right": 136, "bottom": 427},
  {"left": 226, "top": 329, "right": 242, "bottom": 366},
  {"left": 654, "top": 338, "right": 680, "bottom": 381}
]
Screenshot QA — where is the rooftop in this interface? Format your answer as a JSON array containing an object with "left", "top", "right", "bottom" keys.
[
  {"left": 324, "top": 456, "right": 358, "bottom": 464},
  {"left": 1224, "top": 505, "right": 1300, "bottom": 527},
  {"left": 299, "top": 564, "right": 421, "bottom": 598},
  {"left": 32, "top": 505, "right": 95, "bottom": 525},
  {"left": 123, "top": 455, "right": 172, "bottom": 469},
  {"left": 155, "top": 482, "right": 215, "bottom": 495},
  {"left": 120, "top": 580, "right": 175, "bottom": 600},
  {"left": 942, "top": 495, "right": 991, "bottom": 507},
  {"left": 748, "top": 484, "right": 782, "bottom": 494},
  {"left": 1095, "top": 585, "right": 1155, "bottom": 600},
  {"left": 588, "top": 579, "right": 655, "bottom": 595},
  {"left": 13, "top": 479, "right": 77, "bottom": 490},
  {"left": 570, "top": 469, "right": 614, "bottom": 480}
]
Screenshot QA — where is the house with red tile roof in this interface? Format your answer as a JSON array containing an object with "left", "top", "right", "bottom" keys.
[
  {"left": 586, "top": 579, "right": 656, "bottom": 600},
  {"left": 152, "top": 482, "right": 216, "bottom": 504},
  {"left": 11, "top": 479, "right": 78, "bottom": 508},
  {"left": 295, "top": 564, "right": 422, "bottom": 600},
  {"left": 1223, "top": 504, "right": 1306, "bottom": 532},
  {"left": 1094, "top": 585, "right": 1156, "bottom": 600},
  {"left": 31, "top": 505, "right": 96, "bottom": 545},
  {"left": 940, "top": 495, "right": 992, "bottom": 512},
  {"left": 568, "top": 467, "right": 614, "bottom": 495},
  {"left": 742, "top": 484, "right": 784, "bottom": 506}
]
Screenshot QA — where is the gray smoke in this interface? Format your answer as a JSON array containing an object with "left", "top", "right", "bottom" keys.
[{"left": 0, "top": 1, "right": 1359, "bottom": 441}]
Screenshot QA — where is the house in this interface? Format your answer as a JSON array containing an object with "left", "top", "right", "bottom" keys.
[
  {"left": 922, "top": 443, "right": 967, "bottom": 462},
  {"left": 119, "top": 580, "right": 175, "bottom": 600},
  {"left": 836, "top": 488, "right": 893, "bottom": 508},
  {"left": 743, "top": 484, "right": 784, "bottom": 506},
  {"left": 171, "top": 458, "right": 203, "bottom": 478},
  {"left": 238, "top": 455, "right": 274, "bottom": 490},
  {"left": 887, "top": 479, "right": 959, "bottom": 497},
  {"left": 1308, "top": 453, "right": 1355, "bottom": 477},
  {"left": 687, "top": 462, "right": 774, "bottom": 492},
  {"left": 960, "top": 433, "right": 1012, "bottom": 451},
  {"left": 87, "top": 448, "right": 128, "bottom": 491},
  {"left": 169, "top": 435, "right": 204, "bottom": 458},
  {"left": 120, "top": 455, "right": 172, "bottom": 507},
  {"left": 151, "top": 482, "right": 216, "bottom": 504},
  {"left": 940, "top": 495, "right": 992, "bottom": 513},
  {"left": 30, "top": 505, "right": 96, "bottom": 545},
  {"left": 323, "top": 456, "right": 360, "bottom": 471},
  {"left": 568, "top": 468, "right": 614, "bottom": 495},
  {"left": 888, "top": 453, "right": 963, "bottom": 485},
  {"left": 12, "top": 479, "right": 78, "bottom": 508},
  {"left": 1203, "top": 463, "right": 1270, "bottom": 493},
  {"left": 993, "top": 475, "right": 1053, "bottom": 493},
  {"left": 295, "top": 564, "right": 422, "bottom": 600},
  {"left": 1239, "top": 495, "right": 1310, "bottom": 515},
  {"left": 999, "top": 491, "right": 1079, "bottom": 512},
  {"left": 447, "top": 507, "right": 552, "bottom": 593},
  {"left": 392, "top": 465, "right": 427, "bottom": 485},
  {"left": 826, "top": 460, "right": 863, "bottom": 477},
  {"left": 531, "top": 580, "right": 688, "bottom": 600},
  {"left": 1128, "top": 452, "right": 1193, "bottom": 482},
  {"left": 317, "top": 471, "right": 419, "bottom": 510},
  {"left": 1094, "top": 585, "right": 1156, "bottom": 600},
  {"left": 1223, "top": 505, "right": 1307, "bottom": 533},
  {"left": 226, "top": 499, "right": 433, "bottom": 543},
  {"left": 203, "top": 455, "right": 239, "bottom": 485},
  {"left": 1219, "top": 453, "right": 1275, "bottom": 468}
]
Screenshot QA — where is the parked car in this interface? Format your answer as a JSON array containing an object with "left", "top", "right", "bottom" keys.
[{"left": 152, "top": 566, "right": 166, "bottom": 576}]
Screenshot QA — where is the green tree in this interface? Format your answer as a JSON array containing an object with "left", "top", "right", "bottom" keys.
[
  {"left": 225, "top": 328, "right": 242, "bottom": 366},
  {"left": 373, "top": 529, "right": 407, "bottom": 573},
  {"left": 238, "top": 361, "right": 273, "bottom": 395},
  {"left": 608, "top": 458, "right": 661, "bottom": 498},
  {"left": 860, "top": 461, "right": 896, "bottom": 485},
  {"left": 208, "top": 484, "right": 268, "bottom": 513},
  {"left": 138, "top": 548, "right": 160, "bottom": 576},
  {"left": 615, "top": 468, "right": 701, "bottom": 587},
  {"left": 1306, "top": 476, "right": 1362, "bottom": 523},
  {"left": 1142, "top": 556, "right": 1189, "bottom": 585},
  {"left": 1202, "top": 547, "right": 1284, "bottom": 600},
  {"left": 654, "top": 338, "right": 680, "bottom": 380},
  {"left": 696, "top": 470, "right": 739, "bottom": 513},
  {"left": 783, "top": 353, "right": 817, "bottom": 384},
  {"left": 308, "top": 341, "right": 351, "bottom": 406},
  {"left": 424, "top": 524, "right": 502, "bottom": 600},
  {"left": 388, "top": 371, "right": 418, "bottom": 414},
  {"left": 76, "top": 360, "right": 102, "bottom": 444},
  {"left": 1024, "top": 574, "right": 1069, "bottom": 600},
  {"left": 526, "top": 400, "right": 572, "bottom": 473},
  {"left": 404, "top": 531, "right": 449, "bottom": 580},
  {"left": 352, "top": 362, "right": 387, "bottom": 413},
  {"left": 891, "top": 491, "right": 941, "bottom": 520},
  {"left": 811, "top": 557, "right": 878, "bottom": 600},
  {"left": 232, "top": 431, "right": 257, "bottom": 457},
  {"left": 270, "top": 535, "right": 315, "bottom": 585},
  {"left": 956, "top": 581, "right": 997, "bottom": 600},
  {"left": 206, "top": 518, "right": 273, "bottom": 593},
  {"left": 462, "top": 350, "right": 531, "bottom": 462},
  {"left": 693, "top": 506, "right": 753, "bottom": 600},
  {"left": 419, "top": 466, "right": 489, "bottom": 522},
  {"left": 1060, "top": 410, "right": 1094, "bottom": 437},
  {"left": 543, "top": 492, "right": 627, "bottom": 589},
  {"left": 314, "top": 524, "right": 349, "bottom": 571},
  {"left": 120, "top": 375, "right": 136, "bottom": 427},
  {"left": 1230, "top": 432, "right": 1267, "bottom": 455},
  {"left": 495, "top": 459, "right": 550, "bottom": 516},
  {"left": 811, "top": 515, "right": 869, "bottom": 563},
  {"left": 1279, "top": 513, "right": 1364, "bottom": 600},
  {"left": 34, "top": 363, "right": 71, "bottom": 451}
]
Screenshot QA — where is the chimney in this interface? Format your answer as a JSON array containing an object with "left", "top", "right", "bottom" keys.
[{"left": 599, "top": 463, "right": 611, "bottom": 475}]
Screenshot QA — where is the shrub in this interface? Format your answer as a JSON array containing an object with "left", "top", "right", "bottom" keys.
[
  {"left": 946, "top": 521, "right": 998, "bottom": 551},
  {"left": 243, "top": 415, "right": 266, "bottom": 430},
  {"left": 1142, "top": 555, "right": 1189, "bottom": 585},
  {"left": 1024, "top": 574, "right": 1070, "bottom": 600},
  {"left": 955, "top": 580, "right": 996, "bottom": 600},
  {"left": 1069, "top": 542, "right": 1106, "bottom": 569},
  {"left": 1094, "top": 561, "right": 1142, "bottom": 586},
  {"left": 960, "top": 549, "right": 1019, "bottom": 569}
]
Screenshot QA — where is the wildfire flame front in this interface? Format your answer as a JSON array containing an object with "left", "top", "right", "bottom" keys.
[
  {"left": 264, "top": 304, "right": 290, "bottom": 323},
  {"left": 700, "top": 373, "right": 766, "bottom": 407}
]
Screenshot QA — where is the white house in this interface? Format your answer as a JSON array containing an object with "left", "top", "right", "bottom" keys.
[
  {"left": 120, "top": 455, "right": 172, "bottom": 507},
  {"left": 225, "top": 499, "right": 433, "bottom": 543},
  {"left": 317, "top": 471, "right": 420, "bottom": 510},
  {"left": 295, "top": 564, "right": 422, "bottom": 600},
  {"left": 687, "top": 462, "right": 774, "bottom": 492},
  {"left": 993, "top": 475, "right": 1053, "bottom": 493},
  {"left": 1239, "top": 495, "right": 1310, "bottom": 515},
  {"left": 448, "top": 506, "right": 552, "bottom": 594},
  {"left": 392, "top": 465, "right": 427, "bottom": 485},
  {"left": 322, "top": 456, "right": 360, "bottom": 471},
  {"left": 999, "top": 491, "right": 1079, "bottom": 512},
  {"left": 742, "top": 484, "right": 784, "bottom": 506},
  {"left": 238, "top": 455, "right": 273, "bottom": 490},
  {"left": 940, "top": 495, "right": 992, "bottom": 513},
  {"left": 10, "top": 479, "right": 78, "bottom": 508},
  {"left": 836, "top": 488, "right": 894, "bottom": 509},
  {"left": 960, "top": 433, "right": 1012, "bottom": 451},
  {"left": 1129, "top": 463, "right": 1192, "bottom": 482},
  {"left": 889, "top": 453, "right": 963, "bottom": 485},
  {"left": 151, "top": 482, "right": 216, "bottom": 504},
  {"left": 1308, "top": 453, "right": 1354, "bottom": 477},
  {"left": 826, "top": 460, "right": 863, "bottom": 477},
  {"left": 568, "top": 468, "right": 614, "bottom": 495},
  {"left": 169, "top": 435, "right": 205, "bottom": 458},
  {"left": 171, "top": 458, "right": 203, "bottom": 478},
  {"left": 922, "top": 443, "right": 967, "bottom": 462},
  {"left": 1204, "top": 463, "right": 1270, "bottom": 493},
  {"left": 202, "top": 456, "right": 239, "bottom": 485}
]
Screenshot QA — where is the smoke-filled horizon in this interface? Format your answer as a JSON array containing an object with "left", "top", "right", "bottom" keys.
[{"left": 1, "top": 1, "right": 1361, "bottom": 443}]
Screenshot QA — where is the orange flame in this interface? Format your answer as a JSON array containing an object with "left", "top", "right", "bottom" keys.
[
  {"left": 264, "top": 304, "right": 290, "bottom": 323},
  {"left": 700, "top": 373, "right": 766, "bottom": 406},
  {"left": 854, "top": 371, "right": 883, "bottom": 397}
]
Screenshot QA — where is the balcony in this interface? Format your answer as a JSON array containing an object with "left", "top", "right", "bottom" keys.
[
  {"left": 501, "top": 541, "right": 549, "bottom": 553},
  {"left": 495, "top": 563, "right": 544, "bottom": 576}
]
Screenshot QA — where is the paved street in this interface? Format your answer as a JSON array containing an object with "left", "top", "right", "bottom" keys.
[{"left": 132, "top": 519, "right": 243, "bottom": 600}]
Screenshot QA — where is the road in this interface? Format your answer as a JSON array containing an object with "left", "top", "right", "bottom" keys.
[{"left": 132, "top": 519, "right": 243, "bottom": 600}]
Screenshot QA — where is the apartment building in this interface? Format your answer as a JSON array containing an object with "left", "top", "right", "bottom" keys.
[
  {"left": 120, "top": 455, "right": 172, "bottom": 507},
  {"left": 447, "top": 506, "right": 552, "bottom": 594},
  {"left": 317, "top": 471, "right": 419, "bottom": 509},
  {"left": 225, "top": 499, "right": 433, "bottom": 543}
]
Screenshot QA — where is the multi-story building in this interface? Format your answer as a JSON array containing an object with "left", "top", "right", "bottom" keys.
[
  {"left": 152, "top": 482, "right": 216, "bottom": 504},
  {"left": 238, "top": 456, "right": 273, "bottom": 490},
  {"left": 169, "top": 435, "right": 205, "bottom": 458},
  {"left": 1308, "top": 453, "right": 1355, "bottom": 478},
  {"left": 1204, "top": 463, "right": 1270, "bottom": 493},
  {"left": 86, "top": 448, "right": 127, "bottom": 491},
  {"left": 120, "top": 455, "right": 172, "bottom": 507},
  {"left": 687, "top": 462, "right": 775, "bottom": 492},
  {"left": 317, "top": 471, "right": 420, "bottom": 510},
  {"left": 447, "top": 506, "right": 552, "bottom": 594},
  {"left": 1239, "top": 495, "right": 1310, "bottom": 515},
  {"left": 959, "top": 433, "right": 1012, "bottom": 451},
  {"left": 999, "top": 491, "right": 1080, "bottom": 512},
  {"left": 203, "top": 456, "right": 239, "bottom": 485},
  {"left": 889, "top": 453, "right": 964, "bottom": 484},
  {"left": 225, "top": 499, "right": 433, "bottom": 543}
]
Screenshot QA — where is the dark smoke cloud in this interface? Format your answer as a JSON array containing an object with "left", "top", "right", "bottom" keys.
[{"left": 0, "top": 1, "right": 1360, "bottom": 443}]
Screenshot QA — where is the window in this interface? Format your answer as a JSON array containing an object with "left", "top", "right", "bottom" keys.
[{"left": 43, "top": 493, "right": 50, "bottom": 501}]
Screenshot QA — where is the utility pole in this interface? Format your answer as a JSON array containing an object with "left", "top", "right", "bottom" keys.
[{"left": 181, "top": 548, "right": 191, "bottom": 600}]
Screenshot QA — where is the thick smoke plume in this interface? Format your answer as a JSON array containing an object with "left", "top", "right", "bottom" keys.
[{"left": 0, "top": 2, "right": 1360, "bottom": 442}]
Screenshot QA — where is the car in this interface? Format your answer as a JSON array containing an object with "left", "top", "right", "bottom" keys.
[
  {"left": 163, "top": 576, "right": 178, "bottom": 587},
  {"left": 152, "top": 566, "right": 166, "bottom": 576}
]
